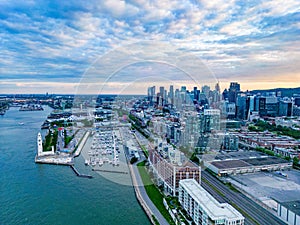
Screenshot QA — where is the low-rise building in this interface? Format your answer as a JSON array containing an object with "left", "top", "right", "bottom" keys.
[
  {"left": 205, "top": 156, "right": 292, "bottom": 176},
  {"left": 179, "top": 179, "right": 244, "bottom": 225},
  {"left": 277, "top": 200, "right": 300, "bottom": 225},
  {"left": 233, "top": 131, "right": 300, "bottom": 150}
]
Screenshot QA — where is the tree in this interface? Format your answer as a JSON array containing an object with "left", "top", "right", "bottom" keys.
[
  {"left": 130, "top": 156, "right": 138, "bottom": 164},
  {"left": 293, "top": 156, "right": 299, "bottom": 166}
]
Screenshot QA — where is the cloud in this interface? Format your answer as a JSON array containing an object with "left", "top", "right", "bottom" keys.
[{"left": 0, "top": 0, "right": 299, "bottom": 94}]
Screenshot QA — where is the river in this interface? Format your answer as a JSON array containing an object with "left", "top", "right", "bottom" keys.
[{"left": 0, "top": 106, "right": 150, "bottom": 225}]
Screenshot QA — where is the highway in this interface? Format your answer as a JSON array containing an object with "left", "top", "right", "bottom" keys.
[{"left": 202, "top": 170, "right": 287, "bottom": 225}]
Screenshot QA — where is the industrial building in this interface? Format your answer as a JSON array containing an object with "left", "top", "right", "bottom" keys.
[
  {"left": 179, "top": 179, "right": 244, "bottom": 225},
  {"left": 204, "top": 151, "right": 292, "bottom": 176},
  {"left": 277, "top": 200, "right": 300, "bottom": 225}
]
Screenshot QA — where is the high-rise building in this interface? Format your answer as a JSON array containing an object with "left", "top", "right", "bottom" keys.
[
  {"left": 215, "top": 82, "right": 220, "bottom": 93},
  {"left": 255, "top": 95, "right": 278, "bottom": 117},
  {"left": 158, "top": 86, "right": 165, "bottom": 106},
  {"left": 278, "top": 99, "right": 293, "bottom": 117},
  {"left": 202, "top": 85, "right": 210, "bottom": 98},
  {"left": 193, "top": 86, "right": 199, "bottom": 101},
  {"left": 228, "top": 82, "right": 241, "bottom": 103},
  {"left": 236, "top": 93, "right": 250, "bottom": 120},
  {"left": 169, "top": 85, "right": 174, "bottom": 104},
  {"left": 147, "top": 86, "right": 156, "bottom": 105},
  {"left": 294, "top": 97, "right": 300, "bottom": 107},
  {"left": 179, "top": 179, "right": 245, "bottom": 225},
  {"left": 222, "top": 88, "right": 229, "bottom": 100},
  {"left": 199, "top": 109, "right": 221, "bottom": 133}
]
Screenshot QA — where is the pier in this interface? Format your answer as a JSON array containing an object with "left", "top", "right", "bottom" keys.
[
  {"left": 35, "top": 155, "right": 74, "bottom": 165},
  {"left": 70, "top": 165, "right": 93, "bottom": 179},
  {"left": 73, "top": 131, "right": 90, "bottom": 157},
  {"left": 91, "top": 168, "right": 128, "bottom": 174}
]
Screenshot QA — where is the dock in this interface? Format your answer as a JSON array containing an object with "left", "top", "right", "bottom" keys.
[
  {"left": 92, "top": 168, "right": 128, "bottom": 174},
  {"left": 70, "top": 165, "right": 93, "bottom": 178},
  {"left": 35, "top": 155, "right": 74, "bottom": 165},
  {"left": 73, "top": 131, "right": 90, "bottom": 157}
]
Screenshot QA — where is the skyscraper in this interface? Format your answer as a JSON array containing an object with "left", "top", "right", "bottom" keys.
[
  {"left": 147, "top": 86, "right": 156, "bottom": 105},
  {"left": 215, "top": 82, "right": 220, "bottom": 93},
  {"left": 193, "top": 86, "right": 198, "bottom": 100},
  {"left": 158, "top": 86, "right": 165, "bottom": 106},
  {"left": 202, "top": 85, "right": 210, "bottom": 98},
  {"left": 169, "top": 85, "right": 174, "bottom": 104},
  {"left": 228, "top": 82, "right": 240, "bottom": 103}
]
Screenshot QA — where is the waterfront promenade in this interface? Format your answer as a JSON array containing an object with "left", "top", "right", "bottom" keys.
[{"left": 129, "top": 164, "right": 169, "bottom": 225}]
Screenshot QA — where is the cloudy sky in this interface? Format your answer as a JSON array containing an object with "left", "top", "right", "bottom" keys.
[{"left": 0, "top": 0, "right": 299, "bottom": 94}]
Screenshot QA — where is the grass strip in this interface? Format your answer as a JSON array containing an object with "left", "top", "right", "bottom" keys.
[{"left": 137, "top": 161, "right": 175, "bottom": 225}]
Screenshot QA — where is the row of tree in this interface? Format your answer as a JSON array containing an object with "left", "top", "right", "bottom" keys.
[{"left": 249, "top": 119, "right": 300, "bottom": 139}]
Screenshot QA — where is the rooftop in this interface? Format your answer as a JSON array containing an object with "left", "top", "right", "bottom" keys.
[
  {"left": 211, "top": 160, "right": 251, "bottom": 169},
  {"left": 180, "top": 179, "right": 244, "bottom": 221},
  {"left": 243, "top": 157, "right": 289, "bottom": 166},
  {"left": 280, "top": 200, "right": 300, "bottom": 215}
]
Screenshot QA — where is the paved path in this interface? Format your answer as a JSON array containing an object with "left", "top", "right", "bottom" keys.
[
  {"left": 74, "top": 130, "right": 89, "bottom": 157},
  {"left": 130, "top": 164, "right": 169, "bottom": 225}
]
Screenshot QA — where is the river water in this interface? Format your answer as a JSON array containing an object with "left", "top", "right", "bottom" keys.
[{"left": 0, "top": 106, "right": 150, "bottom": 225}]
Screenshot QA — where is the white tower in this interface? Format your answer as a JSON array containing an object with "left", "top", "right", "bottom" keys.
[{"left": 37, "top": 132, "right": 43, "bottom": 156}]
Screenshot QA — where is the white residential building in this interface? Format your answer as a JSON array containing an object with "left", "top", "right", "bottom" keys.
[{"left": 179, "top": 179, "right": 244, "bottom": 225}]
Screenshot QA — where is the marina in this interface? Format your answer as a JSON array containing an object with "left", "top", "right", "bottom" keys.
[
  {"left": 80, "top": 126, "right": 133, "bottom": 186},
  {"left": 85, "top": 129, "right": 120, "bottom": 168},
  {"left": 19, "top": 104, "right": 44, "bottom": 111}
]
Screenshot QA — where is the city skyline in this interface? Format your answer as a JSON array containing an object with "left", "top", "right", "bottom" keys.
[{"left": 1, "top": 1, "right": 300, "bottom": 94}]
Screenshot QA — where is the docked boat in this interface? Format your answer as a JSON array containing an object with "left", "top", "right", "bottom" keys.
[{"left": 19, "top": 104, "right": 44, "bottom": 111}]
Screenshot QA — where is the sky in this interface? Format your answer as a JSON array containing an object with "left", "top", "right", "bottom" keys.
[{"left": 0, "top": 0, "right": 300, "bottom": 94}]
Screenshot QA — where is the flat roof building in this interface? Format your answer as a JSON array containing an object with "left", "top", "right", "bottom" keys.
[
  {"left": 278, "top": 200, "right": 300, "bottom": 225},
  {"left": 149, "top": 148, "right": 200, "bottom": 196},
  {"left": 179, "top": 179, "right": 244, "bottom": 225},
  {"left": 205, "top": 156, "right": 292, "bottom": 176}
]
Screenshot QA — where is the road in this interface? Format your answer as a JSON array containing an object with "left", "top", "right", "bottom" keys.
[{"left": 202, "top": 170, "right": 287, "bottom": 225}]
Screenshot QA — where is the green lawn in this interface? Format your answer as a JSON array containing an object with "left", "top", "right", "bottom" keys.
[{"left": 137, "top": 161, "right": 175, "bottom": 225}]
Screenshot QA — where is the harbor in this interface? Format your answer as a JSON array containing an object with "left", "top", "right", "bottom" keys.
[
  {"left": 84, "top": 129, "right": 120, "bottom": 167},
  {"left": 80, "top": 126, "right": 132, "bottom": 186},
  {"left": 34, "top": 118, "right": 132, "bottom": 183}
]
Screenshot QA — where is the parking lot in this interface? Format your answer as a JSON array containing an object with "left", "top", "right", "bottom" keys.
[{"left": 227, "top": 169, "right": 300, "bottom": 209}]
